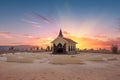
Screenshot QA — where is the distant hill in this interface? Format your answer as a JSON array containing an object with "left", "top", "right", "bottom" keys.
[{"left": 0, "top": 45, "right": 38, "bottom": 51}]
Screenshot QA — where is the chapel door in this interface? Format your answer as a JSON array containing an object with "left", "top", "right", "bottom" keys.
[{"left": 57, "top": 43, "right": 63, "bottom": 53}]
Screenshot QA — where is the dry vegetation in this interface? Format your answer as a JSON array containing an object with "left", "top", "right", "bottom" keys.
[
  {"left": 7, "top": 56, "right": 34, "bottom": 63},
  {"left": 0, "top": 52, "right": 119, "bottom": 64},
  {"left": 49, "top": 55, "right": 85, "bottom": 64},
  {"left": 5, "top": 53, "right": 48, "bottom": 63}
]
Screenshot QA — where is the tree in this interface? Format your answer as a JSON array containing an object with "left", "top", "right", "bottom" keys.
[
  {"left": 8, "top": 46, "right": 15, "bottom": 54},
  {"left": 111, "top": 45, "right": 118, "bottom": 54},
  {"left": 9, "top": 46, "right": 14, "bottom": 51},
  {"left": 46, "top": 46, "right": 50, "bottom": 51},
  {"left": 40, "top": 47, "right": 43, "bottom": 51},
  {"left": 36, "top": 47, "right": 39, "bottom": 51}
]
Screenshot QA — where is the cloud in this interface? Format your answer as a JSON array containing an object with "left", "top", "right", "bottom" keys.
[
  {"left": 78, "top": 37, "right": 120, "bottom": 50},
  {"left": 2, "top": 32, "right": 34, "bottom": 39},
  {"left": 22, "top": 19, "right": 39, "bottom": 24},
  {"left": 63, "top": 31, "right": 120, "bottom": 50},
  {"left": 63, "top": 31, "right": 71, "bottom": 36},
  {"left": 31, "top": 36, "right": 54, "bottom": 48},
  {"left": 20, "top": 34, "right": 33, "bottom": 38},
  {"left": 107, "top": 38, "right": 120, "bottom": 45},
  {"left": 0, "top": 32, "right": 12, "bottom": 38},
  {"left": 0, "top": 32, "right": 36, "bottom": 46},
  {"left": 22, "top": 19, "right": 41, "bottom": 28},
  {"left": 92, "top": 35, "right": 109, "bottom": 40},
  {"left": 32, "top": 12, "right": 52, "bottom": 24},
  {"left": 93, "top": 35, "right": 107, "bottom": 38},
  {"left": 22, "top": 12, "right": 59, "bottom": 29},
  {"left": 0, "top": 30, "right": 119, "bottom": 50}
]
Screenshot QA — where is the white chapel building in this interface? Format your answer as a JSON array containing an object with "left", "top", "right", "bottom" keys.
[{"left": 51, "top": 29, "right": 77, "bottom": 54}]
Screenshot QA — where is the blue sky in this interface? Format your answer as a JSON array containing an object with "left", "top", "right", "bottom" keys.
[
  {"left": 0, "top": 0, "right": 120, "bottom": 33},
  {"left": 0, "top": 0, "right": 120, "bottom": 49}
]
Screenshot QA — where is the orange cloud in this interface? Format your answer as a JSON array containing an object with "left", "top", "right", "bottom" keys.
[
  {"left": 31, "top": 36, "right": 54, "bottom": 48},
  {"left": 0, "top": 31, "right": 119, "bottom": 50},
  {"left": 0, "top": 31, "right": 54, "bottom": 47},
  {"left": 63, "top": 31, "right": 120, "bottom": 50}
]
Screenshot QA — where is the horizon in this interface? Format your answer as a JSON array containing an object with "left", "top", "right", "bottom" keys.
[{"left": 0, "top": 0, "right": 120, "bottom": 50}]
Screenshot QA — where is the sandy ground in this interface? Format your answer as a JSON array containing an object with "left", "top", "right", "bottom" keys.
[{"left": 0, "top": 53, "right": 120, "bottom": 80}]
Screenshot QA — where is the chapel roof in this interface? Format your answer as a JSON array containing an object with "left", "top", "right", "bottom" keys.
[
  {"left": 63, "top": 38, "right": 77, "bottom": 44},
  {"left": 55, "top": 29, "right": 77, "bottom": 44}
]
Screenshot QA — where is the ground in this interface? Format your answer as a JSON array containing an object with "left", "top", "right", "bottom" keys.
[{"left": 0, "top": 52, "right": 120, "bottom": 80}]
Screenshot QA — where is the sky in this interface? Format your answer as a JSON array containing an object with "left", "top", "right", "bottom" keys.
[{"left": 0, "top": 0, "right": 120, "bottom": 50}]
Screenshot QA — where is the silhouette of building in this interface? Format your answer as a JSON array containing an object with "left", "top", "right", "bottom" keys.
[{"left": 51, "top": 29, "right": 77, "bottom": 54}]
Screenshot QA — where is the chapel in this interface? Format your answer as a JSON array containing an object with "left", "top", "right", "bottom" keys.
[{"left": 51, "top": 29, "right": 77, "bottom": 54}]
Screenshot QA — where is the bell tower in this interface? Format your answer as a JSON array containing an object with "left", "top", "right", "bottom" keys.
[{"left": 58, "top": 29, "right": 63, "bottom": 37}]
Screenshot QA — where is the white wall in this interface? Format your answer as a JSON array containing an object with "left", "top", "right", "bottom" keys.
[{"left": 52, "top": 37, "right": 76, "bottom": 52}]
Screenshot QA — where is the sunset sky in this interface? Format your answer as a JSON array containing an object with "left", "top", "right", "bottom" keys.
[{"left": 0, "top": 0, "right": 120, "bottom": 50}]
